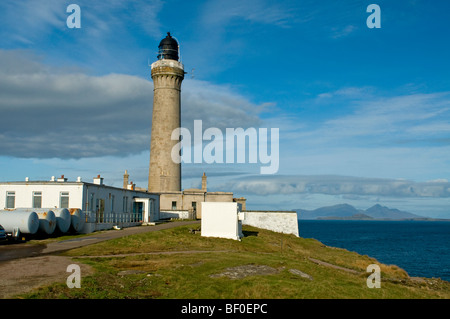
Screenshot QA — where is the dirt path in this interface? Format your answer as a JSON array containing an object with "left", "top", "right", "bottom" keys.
[
  {"left": 308, "top": 257, "right": 360, "bottom": 274},
  {"left": 74, "top": 250, "right": 231, "bottom": 258},
  {"left": 0, "top": 255, "right": 93, "bottom": 298}
]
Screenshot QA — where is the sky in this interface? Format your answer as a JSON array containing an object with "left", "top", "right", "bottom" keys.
[{"left": 1, "top": 0, "right": 449, "bottom": 218}]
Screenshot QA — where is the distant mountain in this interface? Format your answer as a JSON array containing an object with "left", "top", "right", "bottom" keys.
[
  {"left": 297, "top": 204, "right": 362, "bottom": 220},
  {"left": 365, "top": 204, "right": 421, "bottom": 219},
  {"left": 296, "top": 203, "right": 425, "bottom": 220},
  {"left": 317, "top": 213, "right": 374, "bottom": 220}
]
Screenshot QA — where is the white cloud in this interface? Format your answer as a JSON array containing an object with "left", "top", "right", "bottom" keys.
[
  {"left": 182, "top": 79, "right": 264, "bottom": 130},
  {"left": 184, "top": 0, "right": 297, "bottom": 75},
  {"left": 0, "top": 0, "right": 165, "bottom": 76},
  {"left": 0, "top": 0, "right": 63, "bottom": 45},
  {"left": 330, "top": 25, "right": 357, "bottom": 39},
  {"left": 0, "top": 0, "right": 164, "bottom": 44},
  {"left": 224, "top": 175, "right": 450, "bottom": 198},
  {"left": 201, "top": 0, "right": 293, "bottom": 28},
  {"left": 277, "top": 89, "right": 450, "bottom": 149}
]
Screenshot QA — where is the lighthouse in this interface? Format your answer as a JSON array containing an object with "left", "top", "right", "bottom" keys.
[
  {"left": 148, "top": 32, "right": 185, "bottom": 192},
  {"left": 147, "top": 33, "right": 237, "bottom": 218}
]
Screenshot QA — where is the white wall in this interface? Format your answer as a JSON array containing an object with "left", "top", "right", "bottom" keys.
[
  {"left": 201, "top": 202, "right": 242, "bottom": 241},
  {"left": 242, "top": 211, "right": 299, "bottom": 237},
  {"left": 160, "top": 210, "right": 195, "bottom": 220},
  {"left": 0, "top": 182, "right": 84, "bottom": 209}
]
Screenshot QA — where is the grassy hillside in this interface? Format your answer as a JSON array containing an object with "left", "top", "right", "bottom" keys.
[{"left": 21, "top": 224, "right": 450, "bottom": 299}]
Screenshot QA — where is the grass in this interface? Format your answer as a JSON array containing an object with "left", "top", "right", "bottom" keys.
[{"left": 20, "top": 224, "right": 450, "bottom": 299}]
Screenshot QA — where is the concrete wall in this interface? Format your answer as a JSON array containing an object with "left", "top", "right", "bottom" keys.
[
  {"left": 81, "top": 221, "right": 142, "bottom": 234},
  {"left": 205, "top": 192, "right": 234, "bottom": 202},
  {"left": 242, "top": 211, "right": 299, "bottom": 237},
  {"left": 160, "top": 192, "right": 183, "bottom": 210},
  {"left": 160, "top": 191, "right": 234, "bottom": 219},
  {"left": 160, "top": 210, "right": 194, "bottom": 220},
  {"left": 182, "top": 192, "right": 205, "bottom": 217},
  {"left": 201, "top": 202, "right": 242, "bottom": 241}
]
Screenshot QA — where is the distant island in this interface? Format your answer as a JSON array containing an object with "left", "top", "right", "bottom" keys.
[{"left": 296, "top": 203, "right": 449, "bottom": 221}]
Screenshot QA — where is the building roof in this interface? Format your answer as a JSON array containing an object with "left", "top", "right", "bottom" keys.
[{"left": 0, "top": 180, "right": 159, "bottom": 196}]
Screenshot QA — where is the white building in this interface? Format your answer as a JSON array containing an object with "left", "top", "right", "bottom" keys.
[
  {"left": 0, "top": 175, "right": 160, "bottom": 233},
  {"left": 201, "top": 202, "right": 245, "bottom": 241}
]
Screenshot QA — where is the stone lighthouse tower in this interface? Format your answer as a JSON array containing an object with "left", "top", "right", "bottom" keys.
[{"left": 148, "top": 32, "right": 184, "bottom": 192}]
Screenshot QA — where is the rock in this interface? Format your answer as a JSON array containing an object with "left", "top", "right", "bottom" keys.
[
  {"left": 289, "top": 269, "right": 313, "bottom": 281},
  {"left": 210, "top": 264, "right": 279, "bottom": 279},
  {"left": 409, "top": 277, "right": 426, "bottom": 284},
  {"left": 189, "top": 228, "right": 201, "bottom": 234},
  {"left": 147, "top": 273, "right": 162, "bottom": 277}
]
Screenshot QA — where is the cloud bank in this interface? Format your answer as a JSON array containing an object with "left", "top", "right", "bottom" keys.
[{"left": 225, "top": 175, "right": 450, "bottom": 198}]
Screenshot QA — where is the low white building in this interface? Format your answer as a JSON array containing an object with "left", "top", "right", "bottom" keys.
[
  {"left": 201, "top": 202, "right": 245, "bottom": 241},
  {"left": 0, "top": 175, "right": 160, "bottom": 233}
]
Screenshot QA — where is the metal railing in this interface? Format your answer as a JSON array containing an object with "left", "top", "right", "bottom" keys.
[{"left": 84, "top": 211, "right": 143, "bottom": 224}]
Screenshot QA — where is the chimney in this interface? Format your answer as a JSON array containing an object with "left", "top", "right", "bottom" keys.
[
  {"left": 202, "top": 172, "right": 207, "bottom": 192},
  {"left": 127, "top": 181, "right": 135, "bottom": 190},
  {"left": 57, "top": 175, "right": 68, "bottom": 182},
  {"left": 93, "top": 174, "right": 104, "bottom": 185},
  {"left": 123, "top": 170, "right": 129, "bottom": 189}
]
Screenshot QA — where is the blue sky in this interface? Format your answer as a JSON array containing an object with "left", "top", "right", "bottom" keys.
[{"left": 1, "top": 0, "right": 449, "bottom": 218}]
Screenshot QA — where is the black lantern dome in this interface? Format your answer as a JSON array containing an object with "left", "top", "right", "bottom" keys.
[{"left": 157, "top": 32, "right": 179, "bottom": 61}]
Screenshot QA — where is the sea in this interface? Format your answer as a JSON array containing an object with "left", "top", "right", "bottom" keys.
[{"left": 298, "top": 220, "right": 450, "bottom": 282}]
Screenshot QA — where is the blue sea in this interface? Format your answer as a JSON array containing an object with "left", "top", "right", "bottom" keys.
[{"left": 298, "top": 220, "right": 450, "bottom": 281}]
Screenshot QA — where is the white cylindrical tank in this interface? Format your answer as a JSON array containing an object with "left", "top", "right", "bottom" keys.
[
  {"left": 19, "top": 208, "right": 71, "bottom": 234},
  {"left": 0, "top": 210, "right": 40, "bottom": 234},
  {"left": 69, "top": 208, "right": 85, "bottom": 233},
  {"left": 36, "top": 210, "right": 56, "bottom": 235},
  {"left": 53, "top": 208, "right": 71, "bottom": 233}
]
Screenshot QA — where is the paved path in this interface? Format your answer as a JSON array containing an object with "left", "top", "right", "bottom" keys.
[{"left": 0, "top": 220, "right": 200, "bottom": 261}]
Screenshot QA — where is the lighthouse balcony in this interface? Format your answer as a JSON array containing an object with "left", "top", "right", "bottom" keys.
[{"left": 151, "top": 59, "right": 184, "bottom": 71}]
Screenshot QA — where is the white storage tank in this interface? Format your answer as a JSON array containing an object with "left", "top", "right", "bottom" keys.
[
  {"left": 52, "top": 208, "right": 71, "bottom": 233},
  {"left": 20, "top": 208, "right": 71, "bottom": 234},
  {"left": 69, "top": 208, "right": 85, "bottom": 233},
  {"left": 0, "top": 210, "right": 40, "bottom": 235},
  {"left": 35, "top": 210, "right": 56, "bottom": 235}
]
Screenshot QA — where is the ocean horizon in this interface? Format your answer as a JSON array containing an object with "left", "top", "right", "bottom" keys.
[{"left": 298, "top": 220, "right": 450, "bottom": 282}]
